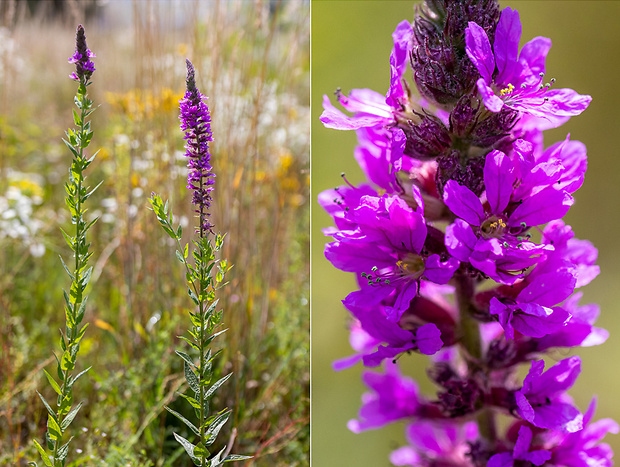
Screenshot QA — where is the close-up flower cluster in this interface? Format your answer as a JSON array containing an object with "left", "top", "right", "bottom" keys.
[{"left": 319, "top": 0, "right": 617, "bottom": 465}]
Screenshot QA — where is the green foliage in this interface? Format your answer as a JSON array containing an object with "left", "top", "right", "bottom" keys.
[
  {"left": 150, "top": 193, "right": 251, "bottom": 466},
  {"left": 1, "top": 3, "right": 309, "bottom": 465},
  {"left": 33, "top": 58, "right": 100, "bottom": 467}
]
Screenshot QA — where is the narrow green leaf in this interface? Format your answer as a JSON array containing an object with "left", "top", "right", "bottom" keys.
[
  {"left": 176, "top": 250, "right": 185, "bottom": 264},
  {"left": 42, "top": 370, "right": 62, "bottom": 396},
  {"left": 58, "top": 393, "right": 73, "bottom": 416},
  {"left": 178, "top": 336, "right": 200, "bottom": 351},
  {"left": 175, "top": 350, "right": 197, "bottom": 370},
  {"left": 47, "top": 414, "right": 62, "bottom": 441},
  {"left": 32, "top": 439, "right": 52, "bottom": 467},
  {"left": 72, "top": 108, "right": 82, "bottom": 126},
  {"left": 194, "top": 442, "right": 210, "bottom": 459},
  {"left": 177, "top": 393, "right": 201, "bottom": 410},
  {"left": 184, "top": 362, "right": 200, "bottom": 394},
  {"left": 223, "top": 454, "right": 253, "bottom": 462},
  {"left": 61, "top": 350, "right": 75, "bottom": 372},
  {"left": 204, "top": 411, "right": 231, "bottom": 446},
  {"left": 68, "top": 366, "right": 91, "bottom": 388},
  {"left": 60, "top": 402, "right": 82, "bottom": 431},
  {"left": 205, "top": 373, "right": 232, "bottom": 400},
  {"left": 163, "top": 405, "right": 199, "bottom": 436},
  {"left": 172, "top": 432, "right": 200, "bottom": 465},
  {"left": 58, "top": 255, "right": 75, "bottom": 280},
  {"left": 56, "top": 436, "right": 73, "bottom": 461},
  {"left": 36, "top": 391, "right": 58, "bottom": 422}
]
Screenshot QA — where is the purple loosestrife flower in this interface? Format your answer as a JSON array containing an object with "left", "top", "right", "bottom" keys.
[
  {"left": 465, "top": 7, "right": 591, "bottom": 125},
  {"left": 179, "top": 59, "right": 215, "bottom": 235},
  {"left": 514, "top": 357, "right": 583, "bottom": 433},
  {"left": 390, "top": 421, "right": 479, "bottom": 466},
  {"left": 347, "top": 363, "right": 434, "bottom": 433},
  {"left": 68, "top": 24, "right": 95, "bottom": 82},
  {"left": 488, "top": 425, "right": 551, "bottom": 467}
]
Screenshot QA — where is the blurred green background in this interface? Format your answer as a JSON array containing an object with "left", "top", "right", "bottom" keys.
[{"left": 312, "top": 1, "right": 620, "bottom": 466}]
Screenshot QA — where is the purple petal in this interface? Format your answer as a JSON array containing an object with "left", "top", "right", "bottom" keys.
[
  {"left": 424, "top": 255, "right": 460, "bottom": 284},
  {"left": 489, "top": 297, "right": 515, "bottom": 339},
  {"left": 542, "top": 88, "right": 592, "bottom": 116},
  {"left": 477, "top": 78, "right": 504, "bottom": 112},
  {"left": 513, "top": 426, "right": 533, "bottom": 458},
  {"left": 465, "top": 21, "right": 495, "bottom": 83},
  {"left": 517, "top": 271, "right": 576, "bottom": 307},
  {"left": 512, "top": 303, "right": 569, "bottom": 338},
  {"left": 363, "top": 343, "right": 415, "bottom": 367},
  {"left": 319, "top": 94, "right": 386, "bottom": 130},
  {"left": 387, "top": 21, "right": 413, "bottom": 108},
  {"left": 445, "top": 219, "right": 477, "bottom": 262},
  {"left": 415, "top": 323, "right": 443, "bottom": 355},
  {"left": 516, "top": 36, "right": 552, "bottom": 87},
  {"left": 488, "top": 452, "right": 514, "bottom": 467},
  {"left": 332, "top": 354, "right": 363, "bottom": 371},
  {"left": 509, "top": 187, "right": 573, "bottom": 227},
  {"left": 484, "top": 149, "right": 515, "bottom": 214},
  {"left": 443, "top": 180, "right": 484, "bottom": 226},
  {"left": 494, "top": 7, "right": 521, "bottom": 85},
  {"left": 324, "top": 241, "right": 395, "bottom": 273}
]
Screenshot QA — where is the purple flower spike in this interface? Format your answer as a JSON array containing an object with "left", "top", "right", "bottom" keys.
[
  {"left": 515, "top": 357, "right": 583, "bottom": 433},
  {"left": 68, "top": 25, "right": 95, "bottom": 82},
  {"left": 319, "top": 2, "right": 612, "bottom": 464},
  {"left": 179, "top": 59, "right": 215, "bottom": 235}
]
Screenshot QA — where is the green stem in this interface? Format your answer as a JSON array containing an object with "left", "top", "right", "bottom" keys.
[
  {"left": 454, "top": 272, "right": 497, "bottom": 443},
  {"left": 455, "top": 273, "right": 481, "bottom": 361},
  {"left": 52, "top": 85, "right": 88, "bottom": 464}
]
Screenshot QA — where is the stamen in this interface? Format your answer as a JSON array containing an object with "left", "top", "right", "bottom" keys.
[{"left": 499, "top": 83, "right": 515, "bottom": 96}]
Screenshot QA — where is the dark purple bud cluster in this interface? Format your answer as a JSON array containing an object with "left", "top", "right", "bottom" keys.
[
  {"left": 319, "top": 1, "right": 616, "bottom": 465},
  {"left": 412, "top": 0, "right": 500, "bottom": 105},
  {"left": 68, "top": 24, "right": 95, "bottom": 82}
]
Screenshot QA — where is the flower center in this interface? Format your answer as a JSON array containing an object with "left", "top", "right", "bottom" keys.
[
  {"left": 397, "top": 253, "right": 425, "bottom": 279},
  {"left": 480, "top": 216, "right": 507, "bottom": 239}
]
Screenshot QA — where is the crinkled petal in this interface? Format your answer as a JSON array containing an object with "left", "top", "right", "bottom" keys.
[
  {"left": 387, "top": 21, "right": 413, "bottom": 108},
  {"left": 465, "top": 21, "right": 495, "bottom": 83},
  {"left": 494, "top": 7, "right": 521, "bottom": 85},
  {"left": 320, "top": 94, "right": 386, "bottom": 130},
  {"left": 485, "top": 149, "right": 515, "bottom": 214},
  {"left": 415, "top": 323, "right": 443, "bottom": 355},
  {"left": 424, "top": 255, "right": 460, "bottom": 284},
  {"left": 443, "top": 180, "right": 484, "bottom": 226},
  {"left": 478, "top": 78, "right": 505, "bottom": 112},
  {"left": 488, "top": 452, "right": 514, "bottom": 467},
  {"left": 445, "top": 219, "right": 477, "bottom": 261},
  {"left": 516, "top": 36, "right": 552, "bottom": 87},
  {"left": 509, "top": 186, "right": 573, "bottom": 227},
  {"left": 517, "top": 271, "right": 576, "bottom": 307}
]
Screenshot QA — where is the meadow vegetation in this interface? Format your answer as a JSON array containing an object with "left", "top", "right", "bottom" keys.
[{"left": 0, "top": 1, "right": 309, "bottom": 465}]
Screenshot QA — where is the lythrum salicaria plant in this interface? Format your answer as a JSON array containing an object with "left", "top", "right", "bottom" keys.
[
  {"left": 320, "top": 1, "right": 618, "bottom": 465},
  {"left": 31, "top": 25, "right": 99, "bottom": 467},
  {"left": 150, "top": 59, "right": 251, "bottom": 466}
]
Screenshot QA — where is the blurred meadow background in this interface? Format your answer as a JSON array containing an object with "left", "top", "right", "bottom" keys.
[
  {"left": 0, "top": 0, "right": 309, "bottom": 465},
  {"left": 312, "top": 1, "right": 620, "bottom": 466}
]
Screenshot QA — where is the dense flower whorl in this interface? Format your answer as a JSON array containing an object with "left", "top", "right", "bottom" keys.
[
  {"left": 180, "top": 59, "right": 215, "bottom": 235},
  {"left": 68, "top": 24, "right": 95, "bottom": 82}
]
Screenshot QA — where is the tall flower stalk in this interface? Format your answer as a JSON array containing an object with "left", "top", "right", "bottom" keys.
[
  {"left": 320, "top": 1, "right": 617, "bottom": 465},
  {"left": 149, "top": 59, "right": 251, "bottom": 466},
  {"left": 32, "top": 25, "right": 99, "bottom": 467}
]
